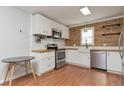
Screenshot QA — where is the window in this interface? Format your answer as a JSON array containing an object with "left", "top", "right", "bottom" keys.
[{"left": 81, "top": 27, "right": 94, "bottom": 45}]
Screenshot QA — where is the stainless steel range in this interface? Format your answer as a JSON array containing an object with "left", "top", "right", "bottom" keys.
[{"left": 47, "top": 44, "right": 66, "bottom": 69}]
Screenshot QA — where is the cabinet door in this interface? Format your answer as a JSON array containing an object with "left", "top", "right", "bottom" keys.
[
  {"left": 107, "top": 52, "right": 121, "bottom": 72},
  {"left": 64, "top": 27, "right": 69, "bottom": 39},
  {"left": 32, "top": 14, "right": 52, "bottom": 36},
  {"left": 32, "top": 58, "right": 49, "bottom": 74},
  {"left": 47, "top": 56, "right": 55, "bottom": 70},
  {"left": 31, "top": 52, "right": 55, "bottom": 75},
  {"left": 42, "top": 17, "right": 52, "bottom": 36},
  {"left": 37, "top": 14, "right": 46, "bottom": 35},
  {"left": 61, "top": 26, "right": 69, "bottom": 39},
  {"left": 66, "top": 50, "right": 78, "bottom": 63},
  {"left": 66, "top": 50, "right": 72, "bottom": 63},
  {"left": 66, "top": 50, "right": 90, "bottom": 67},
  {"left": 32, "top": 14, "right": 43, "bottom": 34},
  {"left": 77, "top": 52, "right": 90, "bottom": 67}
]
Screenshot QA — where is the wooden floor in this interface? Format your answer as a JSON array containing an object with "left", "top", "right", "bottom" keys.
[{"left": 3, "top": 64, "right": 122, "bottom": 86}]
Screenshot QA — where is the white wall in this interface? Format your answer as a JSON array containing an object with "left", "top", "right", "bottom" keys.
[{"left": 0, "top": 7, "right": 30, "bottom": 83}]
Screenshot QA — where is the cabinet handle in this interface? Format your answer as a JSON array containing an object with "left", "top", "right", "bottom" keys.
[
  {"left": 122, "top": 63, "right": 124, "bottom": 66},
  {"left": 108, "top": 53, "right": 109, "bottom": 56}
]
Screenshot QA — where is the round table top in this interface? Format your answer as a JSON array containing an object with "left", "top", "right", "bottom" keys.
[{"left": 2, "top": 56, "right": 35, "bottom": 63}]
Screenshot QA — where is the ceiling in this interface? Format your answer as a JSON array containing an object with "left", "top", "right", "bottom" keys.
[{"left": 18, "top": 6, "right": 124, "bottom": 27}]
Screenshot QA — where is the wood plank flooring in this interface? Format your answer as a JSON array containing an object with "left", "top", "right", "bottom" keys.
[{"left": 3, "top": 64, "right": 122, "bottom": 86}]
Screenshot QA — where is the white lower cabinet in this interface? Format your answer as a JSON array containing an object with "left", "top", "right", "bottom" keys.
[
  {"left": 66, "top": 49, "right": 121, "bottom": 74},
  {"left": 77, "top": 52, "right": 90, "bottom": 67},
  {"left": 66, "top": 50, "right": 77, "bottom": 64},
  {"left": 31, "top": 52, "right": 55, "bottom": 76},
  {"left": 47, "top": 56, "right": 55, "bottom": 70},
  {"left": 66, "top": 50, "right": 90, "bottom": 67},
  {"left": 107, "top": 51, "right": 121, "bottom": 73}
]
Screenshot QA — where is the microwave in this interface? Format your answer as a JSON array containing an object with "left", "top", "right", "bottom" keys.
[{"left": 52, "top": 28, "right": 61, "bottom": 38}]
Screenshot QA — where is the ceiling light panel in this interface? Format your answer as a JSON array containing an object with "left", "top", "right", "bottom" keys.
[{"left": 80, "top": 7, "right": 91, "bottom": 15}]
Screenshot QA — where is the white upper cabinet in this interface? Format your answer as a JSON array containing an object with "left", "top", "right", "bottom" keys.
[
  {"left": 61, "top": 26, "right": 69, "bottom": 39},
  {"left": 42, "top": 16, "right": 52, "bottom": 36},
  {"left": 58, "top": 24, "right": 69, "bottom": 39},
  {"left": 32, "top": 14, "right": 52, "bottom": 36},
  {"left": 32, "top": 13, "right": 69, "bottom": 39},
  {"left": 48, "top": 19, "right": 57, "bottom": 30}
]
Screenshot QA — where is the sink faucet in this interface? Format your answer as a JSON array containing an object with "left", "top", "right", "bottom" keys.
[{"left": 85, "top": 39, "right": 88, "bottom": 49}]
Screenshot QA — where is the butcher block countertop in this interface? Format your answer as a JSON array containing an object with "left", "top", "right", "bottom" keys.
[
  {"left": 32, "top": 49, "right": 55, "bottom": 53},
  {"left": 32, "top": 48, "right": 77, "bottom": 53}
]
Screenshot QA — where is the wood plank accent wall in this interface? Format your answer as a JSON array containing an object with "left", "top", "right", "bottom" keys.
[{"left": 65, "top": 18, "right": 123, "bottom": 46}]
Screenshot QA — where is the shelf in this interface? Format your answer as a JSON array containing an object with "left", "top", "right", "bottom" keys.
[
  {"left": 102, "top": 32, "right": 121, "bottom": 36},
  {"left": 102, "top": 23, "right": 121, "bottom": 28}
]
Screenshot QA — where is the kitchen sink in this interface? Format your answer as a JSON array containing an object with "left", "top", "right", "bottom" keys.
[{"left": 77, "top": 48, "right": 90, "bottom": 53}]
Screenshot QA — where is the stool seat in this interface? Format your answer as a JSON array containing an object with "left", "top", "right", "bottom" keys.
[{"left": 2, "top": 56, "right": 35, "bottom": 63}]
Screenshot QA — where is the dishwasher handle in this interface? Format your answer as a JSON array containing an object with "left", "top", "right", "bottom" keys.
[{"left": 91, "top": 52, "right": 106, "bottom": 54}]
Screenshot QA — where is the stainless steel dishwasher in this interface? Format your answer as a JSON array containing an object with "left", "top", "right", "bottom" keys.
[{"left": 91, "top": 51, "right": 107, "bottom": 70}]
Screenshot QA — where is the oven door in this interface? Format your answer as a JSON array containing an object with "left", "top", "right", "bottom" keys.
[
  {"left": 56, "top": 50, "right": 65, "bottom": 62},
  {"left": 55, "top": 50, "right": 66, "bottom": 69}
]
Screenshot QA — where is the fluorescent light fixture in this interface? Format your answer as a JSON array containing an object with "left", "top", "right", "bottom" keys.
[{"left": 80, "top": 7, "right": 91, "bottom": 15}]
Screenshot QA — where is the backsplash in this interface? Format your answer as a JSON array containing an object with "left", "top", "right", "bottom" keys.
[
  {"left": 31, "top": 36, "right": 65, "bottom": 50},
  {"left": 65, "top": 18, "right": 123, "bottom": 46}
]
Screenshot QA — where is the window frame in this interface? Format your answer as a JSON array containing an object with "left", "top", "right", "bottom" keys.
[{"left": 81, "top": 27, "right": 94, "bottom": 45}]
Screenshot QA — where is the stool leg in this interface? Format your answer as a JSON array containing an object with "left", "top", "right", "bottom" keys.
[
  {"left": 28, "top": 61, "right": 36, "bottom": 81},
  {"left": 9, "top": 63, "right": 15, "bottom": 86},
  {"left": 25, "top": 62, "right": 28, "bottom": 75},
  {"left": 4, "top": 64, "right": 11, "bottom": 84}
]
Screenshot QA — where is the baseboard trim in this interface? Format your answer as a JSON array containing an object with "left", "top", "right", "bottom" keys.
[
  {"left": 107, "top": 70, "right": 122, "bottom": 75},
  {"left": 67, "top": 62, "right": 91, "bottom": 69},
  {"left": 35, "top": 68, "right": 55, "bottom": 76},
  {"left": 0, "top": 71, "right": 31, "bottom": 84}
]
